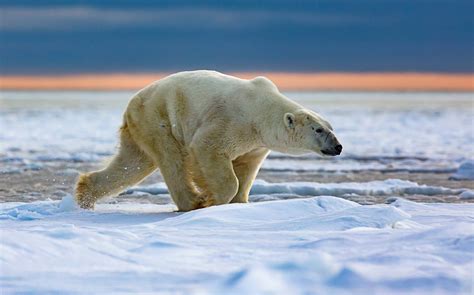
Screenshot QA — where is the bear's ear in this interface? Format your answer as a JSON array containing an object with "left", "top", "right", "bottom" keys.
[{"left": 284, "top": 113, "right": 296, "bottom": 129}]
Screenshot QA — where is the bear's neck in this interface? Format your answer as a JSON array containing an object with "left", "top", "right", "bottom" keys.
[{"left": 252, "top": 94, "right": 302, "bottom": 152}]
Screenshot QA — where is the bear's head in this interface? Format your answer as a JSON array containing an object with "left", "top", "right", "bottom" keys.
[{"left": 283, "top": 110, "right": 342, "bottom": 156}]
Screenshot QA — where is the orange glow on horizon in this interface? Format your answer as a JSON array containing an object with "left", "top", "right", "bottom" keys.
[{"left": 0, "top": 72, "right": 473, "bottom": 91}]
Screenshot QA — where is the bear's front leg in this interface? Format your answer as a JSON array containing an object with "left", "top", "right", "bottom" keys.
[
  {"left": 189, "top": 144, "right": 239, "bottom": 209},
  {"left": 231, "top": 148, "right": 270, "bottom": 203}
]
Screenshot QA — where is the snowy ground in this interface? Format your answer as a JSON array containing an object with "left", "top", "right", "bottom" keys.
[
  {"left": 1, "top": 194, "right": 473, "bottom": 294},
  {"left": 0, "top": 91, "right": 473, "bottom": 294}
]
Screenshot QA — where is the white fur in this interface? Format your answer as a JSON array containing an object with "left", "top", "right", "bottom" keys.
[{"left": 75, "top": 70, "right": 341, "bottom": 211}]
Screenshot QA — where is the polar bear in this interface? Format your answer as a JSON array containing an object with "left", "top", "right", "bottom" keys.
[{"left": 75, "top": 70, "right": 342, "bottom": 211}]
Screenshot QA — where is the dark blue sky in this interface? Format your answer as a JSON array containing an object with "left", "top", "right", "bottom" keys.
[{"left": 0, "top": 0, "right": 473, "bottom": 74}]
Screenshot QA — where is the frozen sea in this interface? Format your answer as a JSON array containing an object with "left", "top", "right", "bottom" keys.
[{"left": 0, "top": 91, "right": 473, "bottom": 294}]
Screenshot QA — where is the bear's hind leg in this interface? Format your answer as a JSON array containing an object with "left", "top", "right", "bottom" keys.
[
  {"left": 75, "top": 126, "right": 156, "bottom": 209},
  {"left": 231, "top": 148, "right": 269, "bottom": 203}
]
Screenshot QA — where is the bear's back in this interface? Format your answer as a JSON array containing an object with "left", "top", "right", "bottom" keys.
[{"left": 141, "top": 71, "right": 283, "bottom": 116}]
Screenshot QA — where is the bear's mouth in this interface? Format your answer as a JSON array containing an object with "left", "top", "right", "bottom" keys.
[{"left": 321, "top": 149, "right": 339, "bottom": 156}]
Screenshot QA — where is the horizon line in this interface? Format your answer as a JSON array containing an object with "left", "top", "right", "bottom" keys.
[{"left": 0, "top": 72, "right": 473, "bottom": 92}]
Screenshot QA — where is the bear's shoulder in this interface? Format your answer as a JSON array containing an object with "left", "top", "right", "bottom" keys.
[
  {"left": 251, "top": 76, "right": 272, "bottom": 84},
  {"left": 250, "top": 76, "right": 278, "bottom": 91}
]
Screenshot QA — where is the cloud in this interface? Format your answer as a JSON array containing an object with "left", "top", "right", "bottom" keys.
[
  {"left": 0, "top": 1, "right": 472, "bottom": 73},
  {"left": 0, "top": 6, "right": 366, "bottom": 32}
]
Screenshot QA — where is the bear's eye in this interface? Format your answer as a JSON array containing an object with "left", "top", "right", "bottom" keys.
[{"left": 315, "top": 128, "right": 323, "bottom": 133}]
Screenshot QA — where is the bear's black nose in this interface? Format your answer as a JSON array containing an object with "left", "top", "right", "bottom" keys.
[{"left": 335, "top": 144, "right": 343, "bottom": 153}]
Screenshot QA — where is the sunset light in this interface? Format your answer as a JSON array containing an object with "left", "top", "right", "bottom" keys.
[{"left": 1, "top": 72, "right": 472, "bottom": 91}]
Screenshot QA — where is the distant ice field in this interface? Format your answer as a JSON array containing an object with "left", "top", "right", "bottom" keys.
[{"left": 1, "top": 91, "right": 473, "bottom": 175}]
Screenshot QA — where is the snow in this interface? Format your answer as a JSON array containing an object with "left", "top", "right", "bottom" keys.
[
  {"left": 125, "top": 179, "right": 469, "bottom": 203},
  {"left": 249, "top": 179, "right": 466, "bottom": 197},
  {"left": 1, "top": 195, "right": 473, "bottom": 294},
  {"left": 450, "top": 160, "right": 474, "bottom": 180},
  {"left": 58, "top": 194, "right": 77, "bottom": 211},
  {"left": 460, "top": 190, "right": 474, "bottom": 200},
  {"left": 262, "top": 154, "right": 460, "bottom": 174},
  {"left": 1, "top": 91, "right": 473, "bottom": 294}
]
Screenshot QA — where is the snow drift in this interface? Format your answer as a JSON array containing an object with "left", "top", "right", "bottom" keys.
[
  {"left": 1, "top": 195, "right": 473, "bottom": 294},
  {"left": 450, "top": 160, "right": 474, "bottom": 181},
  {"left": 124, "top": 179, "right": 471, "bottom": 201}
]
